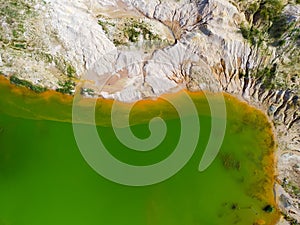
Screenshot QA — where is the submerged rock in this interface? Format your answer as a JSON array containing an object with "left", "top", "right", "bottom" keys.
[{"left": 263, "top": 205, "right": 274, "bottom": 213}]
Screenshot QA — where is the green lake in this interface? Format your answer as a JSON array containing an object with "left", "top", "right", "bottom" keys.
[{"left": 0, "top": 77, "right": 279, "bottom": 225}]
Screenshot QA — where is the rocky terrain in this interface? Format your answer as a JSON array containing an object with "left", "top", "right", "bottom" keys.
[{"left": 0, "top": 0, "right": 299, "bottom": 223}]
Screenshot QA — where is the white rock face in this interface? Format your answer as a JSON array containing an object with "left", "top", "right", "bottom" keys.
[
  {"left": 43, "top": 0, "right": 260, "bottom": 102},
  {"left": 283, "top": 4, "right": 300, "bottom": 23},
  {"left": 278, "top": 153, "right": 300, "bottom": 183},
  {"left": 45, "top": 0, "right": 117, "bottom": 76},
  {"left": 277, "top": 153, "right": 300, "bottom": 222}
]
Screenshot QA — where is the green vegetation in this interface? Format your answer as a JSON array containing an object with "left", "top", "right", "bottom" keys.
[
  {"left": 0, "top": 0, "right": 76, "bottom": 87},
  {"left": 0, "top": 1, "right": 32, "bottom": 25},
  {"left": 0, "top": 0, "right": 33, "bottom": 46},
  {"left": 13, "top": 42, "right": 27, "bottom": 49},
  {"left": 123, "top": 19, "right": 160, "bottom": 43},
  {"left": 124, "top": 26, "right": 140, "bottom": 42},
  {"left": 237, "top": 0, "right": 300, "bottom": 91},
  {"left": 245, "top": 3, "right": 259, "bottom": 15},
  {"left": 282, "top": 178, "right": 300, "bottom": 198},
  {"left": 66, "top": 64, "right": 76, "bottom": 77},
  {"left": 239, "top": 0, "right": 286, "bottom": 46},
  {"left": 112, "top": 39, "right": 127, "bottom": 46},
  {"left": 81, "top": 88, "right": 95, "bottom": 96},
  {"left": 12, "top": 29, "right": 20, "bottom": 38},
  {"left": 97, "top": 16, "right": 161, "bottom": 46},
  {"left": 291, "top": 184, "right": 300, "bottom": 197},
  {"left": 98, "top": 19, "right": 115, "bottom": 34},
  {"left": 258, "top": 0, "right": 284, "bottom": 23},
  {"left": 268, "top": 15, "right": 291, "bottom": 40},
  {"left": 38, "top": 52, "right": 54, "bottom": 63},
  {"left": 277, "top": 39, "right": 286, "bottom": 46},
  {"left": 240, "top": 24, "right": 264, "bottom": 46},
  {"left": 56, "top": 80, "right": 75, "bottom": 95},
  {"left": 53, "top": 57, "right": 77, "bottom": 78},
  {"left": 255, "top": 64, "right": 277, "bottom": 88},
  {"left": 10, "top": 76, "right": 47, "bottom": 93},
  {"left": 283, "top": 214, "right": 300, "bottom": 225}
]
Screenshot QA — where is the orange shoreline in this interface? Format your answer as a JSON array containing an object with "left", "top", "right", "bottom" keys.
[{"left": 0, "top": 75, "right": 280, "bottom": 224}]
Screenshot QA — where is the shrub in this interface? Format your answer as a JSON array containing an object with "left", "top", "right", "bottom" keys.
[
  {"left": 259, "top": 0, "right": 284, "bottom": 22},
  {"left": 98, "top": 20, "right": 109, "bottom": 34},
  {"left": 269, "top": 15, "right": 290, "bottom": 39},
  {"left": 13, "top": 43, "right": 26, "bottom": 49},
  {"left": 240, "top": 25, "right": 262, "bottom": 45},
  {"left": 277, "top": 39, "right": 286, "bottom": 46},
  {"left": 255, "top": 64, "right": 277, "bottom": 88},
  {"left": 124, "top": 27, "right": 140, "bottom": 42},
  {"left": 56, "top": 80, "right": 75, "bottom": 95},
  {"left": 81, "top": 88, "right": 95, "bottom": 96},
  {"left": 241, "top": 0, "right": 286, "bottom": 45},
  {"left": 10, "top": 75, "right": 47, "bottom": 93},
  {"left": 66, "top": 64, "right": 76, "bottom": 77}
]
